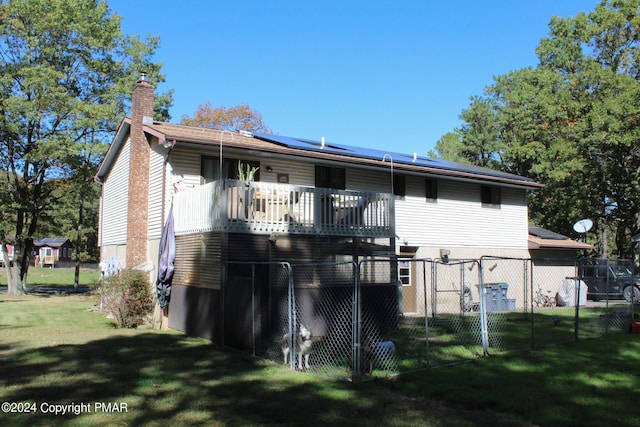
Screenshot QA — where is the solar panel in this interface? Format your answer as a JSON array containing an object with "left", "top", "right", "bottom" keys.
[
  {"left": 252, "top": 133, "right": 536, "bottom": 183},
  {"left": 529, "top": 226, "right": 568, "bottom": 240}
]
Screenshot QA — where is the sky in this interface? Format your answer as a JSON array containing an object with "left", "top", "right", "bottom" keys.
[{"left": 109, "top": 0, "right": 600, "bottom": 156}]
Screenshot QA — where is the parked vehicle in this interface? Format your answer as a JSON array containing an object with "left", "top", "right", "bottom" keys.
[{"left": 577, "top": 259, "right": 640, "bottom": 303}]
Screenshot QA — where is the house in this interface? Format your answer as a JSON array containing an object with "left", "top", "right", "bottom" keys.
[
  {"left": 33, "top": 238, "right": 73, "bottom": 267},
  {"left": 1, "top": 238, "right": 72, "bottom": 268},
  {"left": 95, "top": 75, "right": 543, "bottom": 343},
  {"left": 0, "top": 243, "right": 14, "bottom": 267}
]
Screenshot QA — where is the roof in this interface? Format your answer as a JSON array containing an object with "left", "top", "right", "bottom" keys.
[
  {"left": 33, "top": 238, "right": 71, "bottom": 248},
  {"left": 96, "top": 119, "right": 544, "bottom": 189},
  {"left": 528, "top": 226, "right": 593, "bottom": 250}
]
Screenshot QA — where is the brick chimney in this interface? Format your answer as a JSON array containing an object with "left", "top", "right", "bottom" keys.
[{"left": 126, "top": 73, "right": 154, "bottom": 268}]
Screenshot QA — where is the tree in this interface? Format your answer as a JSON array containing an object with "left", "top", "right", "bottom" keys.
[
  {"left": 434, "top": 0, "right": 640, "bottom": 258},
  {"left": 0, "top": 0, "right": 173, "bottom": 295},
  {"left": 434, "top": 97, "right": 504, "bottom": 168},
  {"left": 181, "top": 102, "right": 272, "bottom": 133}
]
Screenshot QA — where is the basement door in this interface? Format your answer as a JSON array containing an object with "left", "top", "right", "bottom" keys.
[{"left": 399, "top": 258, "right": 417, "bottom": 314}]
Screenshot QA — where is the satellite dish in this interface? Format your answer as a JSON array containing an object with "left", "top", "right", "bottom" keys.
[{"left": 573, "top": 219, "right": 593, "bottom": 233}]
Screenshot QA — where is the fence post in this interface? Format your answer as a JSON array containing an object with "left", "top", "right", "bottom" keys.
[
  {"left": 423, "top": 260, "right": 431, "bottom": 366},
  {"left": 287, "top": 263, "right": 296, "bottom": 371},
  {"left": 574, "top": 273, "right": 580, "bottom": 342},
  {"left": 478, "top": 259, "right": 489, "bottom": 355},
  {"left": 251, "top": 263, "right": 258, "bottom": 357},
  {"left": 529, "top": 260, "right": 535, "bottom": 350},
  {"left": 352, "top": 261, "right": 361, "bottom": 381},
  {"left": 523, "top": 259, "right": 530, "bottom": 314}
]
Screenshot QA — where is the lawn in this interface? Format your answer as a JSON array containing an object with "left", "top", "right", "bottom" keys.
[
  {"left": 0, "top": 266, "right": 100, "bottom": 290},
  {"left": 1, "top": 293, "right": 639, "bottom": 427}
]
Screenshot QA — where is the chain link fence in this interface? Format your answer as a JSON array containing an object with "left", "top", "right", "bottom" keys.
[{"left": 223, "top": 257, "right": 639, "bottom": 381}]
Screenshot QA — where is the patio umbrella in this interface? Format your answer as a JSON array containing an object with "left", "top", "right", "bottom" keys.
[{"left": 156, "top": 206, "right": 175, "bottom": 309}]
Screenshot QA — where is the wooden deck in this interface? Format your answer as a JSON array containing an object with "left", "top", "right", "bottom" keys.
[{"left": 172, "top": 180, "right": 395, "bottom": 238}]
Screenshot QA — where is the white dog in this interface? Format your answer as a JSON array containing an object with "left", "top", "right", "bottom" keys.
[{"left": 282, "top": 324, "right": 313, "bottom": 371}]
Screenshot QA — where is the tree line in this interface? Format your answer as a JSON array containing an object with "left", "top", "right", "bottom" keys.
[{"left": 434, "top": 0, "right": 640, "bottom": 259}]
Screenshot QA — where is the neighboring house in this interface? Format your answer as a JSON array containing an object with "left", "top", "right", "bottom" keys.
[
  {"left": 1, "top": 238, "right": 73, "bottom": 268},
  {"left": 33, "top": 238, "right": 73, "bottom": 267},
  {"left": 95, "top": 75, "right": 543, "bottom": 341},
  {"left": 0, "top": 243, "right": 14, "bottom": 267}
]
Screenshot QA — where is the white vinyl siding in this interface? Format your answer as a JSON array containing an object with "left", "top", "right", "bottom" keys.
[
  {"left": 256, "top": 158, "right": 316, "bottom": 186},
  {"left": 164, "top": 147, "right": 529, "bottom": 252},
  {"left": 168, "top": 149, "right": 202, "bottom": 190},
  {"left": 167, "top": 149, "right": 318, "bottom": 190},
  {"left": 346, "top": 168, "right": 391, "bottom": 193},
  {"left": 100, "top": 138, "right": 131, "bottom": 246},
  {"left": 395, "top": 177, "right": 528, "bottom": 250},
  {"left": 148, "top": 143, "right": 166, "bottom": 239}
]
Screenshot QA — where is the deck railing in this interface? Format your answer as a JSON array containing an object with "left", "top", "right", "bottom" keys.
[{"left": 172, "top": 180, "right": 394, "bottom": 238}]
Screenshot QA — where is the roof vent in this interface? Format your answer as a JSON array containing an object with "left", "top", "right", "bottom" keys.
[
  {"left": 238, "top": 129, "right": 253, "bottom": 138},
  {"left": 321, "top": 136, "right": 325, "bottom": 148}
]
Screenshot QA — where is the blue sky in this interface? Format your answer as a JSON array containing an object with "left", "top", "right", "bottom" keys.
[{"left": 110, "top": 0, "right": 600, "bottom": 156}]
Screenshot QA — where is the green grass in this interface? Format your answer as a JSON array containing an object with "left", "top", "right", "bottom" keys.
[
  {"left": 1, "top": 294, "right": 640, "bottom": 426},
  {"left": 0, "top": 267, "right": 100, "bottom": 289}
]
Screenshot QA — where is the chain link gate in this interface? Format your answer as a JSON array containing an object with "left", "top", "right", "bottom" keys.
[
  {"left": 426, "top": 259, "right": 488, "bottom": 364},
  {"left": 261, "top": 261, "right": 359, "bottom": 379},
  {"left": 224, "top": 257, "right": 639, "bottom": 381}
]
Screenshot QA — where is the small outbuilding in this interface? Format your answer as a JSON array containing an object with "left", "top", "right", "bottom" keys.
[{"left": 528, "top": 225, "right": 594, "bottom": 296}]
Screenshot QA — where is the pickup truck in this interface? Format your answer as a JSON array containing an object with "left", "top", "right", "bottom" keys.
[{"left": 577, "top": 259, "right": 640, "bottom": 303}]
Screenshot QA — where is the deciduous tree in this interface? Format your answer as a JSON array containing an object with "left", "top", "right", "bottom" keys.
[
  {"left": 181, "top": 102, "right": 272, "bottom": 133},
  {"left": 0, "top": 0, "right": 172, "bottom": 294}
]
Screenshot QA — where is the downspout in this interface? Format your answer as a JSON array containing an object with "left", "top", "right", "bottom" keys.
[
  {"left": 159, "top": 137, "right": 175, "bottom": 226},
  {"left": 156, "top": 136, "right": 175, "bottom": 329}
]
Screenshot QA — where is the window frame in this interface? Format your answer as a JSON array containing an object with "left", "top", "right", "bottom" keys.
[
  {"left": 393, "top": 174, "right": 406, "bottom": 198},
  {"left": 481, "top": 185, "right": 501, "bottom": 207},
  {"left": 425, "top": 178, "right": 438, "bottom": 202},
  {"left": 315, "top": 165, "right": 346, "bottom": 190},
  {"left": 201, "top": 156, "right": 260, "bottom": 184},
  {"left": 398, "top": 259, "right": 412, "bottom": 287}
]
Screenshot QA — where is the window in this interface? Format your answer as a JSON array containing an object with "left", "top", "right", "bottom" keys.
[
  {"left": 481, "top": 185, "right": 501, "bottom": 206},
  {"left": 425, "top": 178, "right": 438, "bottom": 201},
  {"left": 201, "top": 157, "right": 260, "bottom": 184},
  {"left": 398, "top": 260, "right": 411, "bottom": 286},
  {"left": 393, "top": 174, "right": 406, "bottom": 197},
  {"left": 201, "top": 156, "right": 218, "bottom": 184},
  {"left": 315, "top": 165, "right": 345, "bottom": 190}
]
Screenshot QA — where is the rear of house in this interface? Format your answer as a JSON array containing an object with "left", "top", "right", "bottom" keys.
[{"left": 95, "top": 76, "right": 543, "bottom": 343}]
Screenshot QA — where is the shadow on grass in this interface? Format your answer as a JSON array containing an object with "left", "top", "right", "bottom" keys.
[
  {"left": 389, "top": 332, "right": 640, "bottom": 427},
  {"left": 2, "top": 333, "right": 291, "bottom": 425},
  {"left": 2, "top": 301, "right": 640, "bottom": 426},
  {"left": 0, "top": 330, "right": 552, "bottom": 427},
  {"left": 0, "top": 332, "right": 429, "bottom": 426}
]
